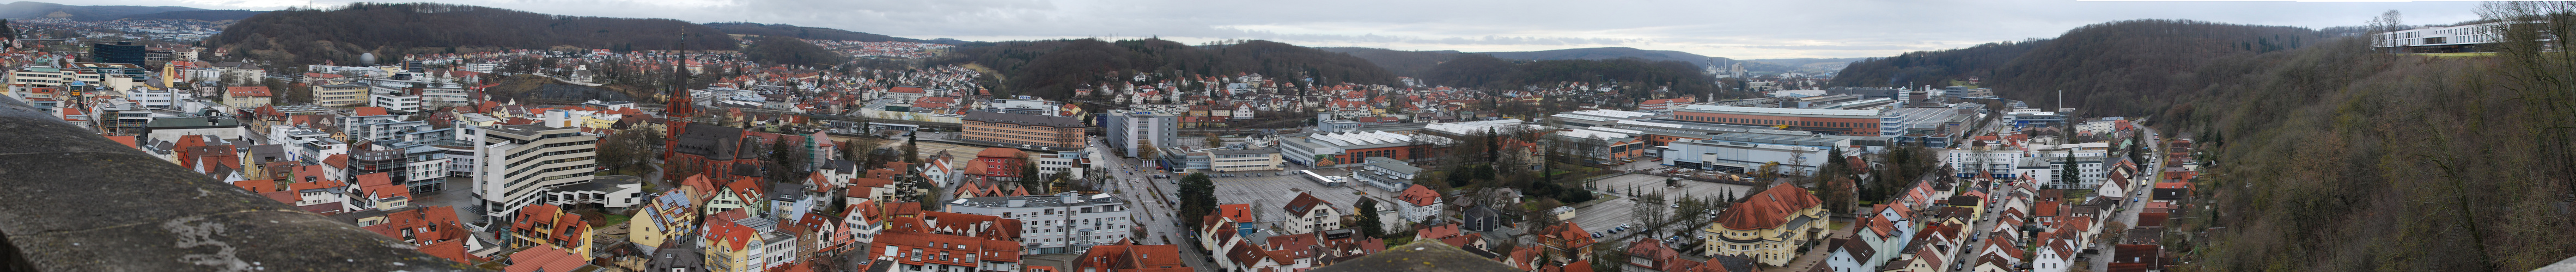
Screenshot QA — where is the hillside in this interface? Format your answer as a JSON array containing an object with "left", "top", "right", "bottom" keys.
[
  {"left": 1831, "top": 17, "right": 2576, "bottom": 271},
  {"left": 1421, "top": 53, "right": 1721, "bottom": 96},
  {"left": 211, "top": 3, "right": 739, "bottom": 67},
  {"left": 1317, "top": 47, "right": 1462, "bottom": 78},
  {"left": 1741, "top": 57, "right": 1868, "bottom": 73},
  {"left": 704, "top": 22, "right": 922, "bottom": 42},
  {"left": 742, "top": 35, "right": 847, "bottom": 67},
  {"left": 931, "top": 39, "right": 1394, "bottom": 99},
  {"left": 0, "top": 1, "right": 201, "bottom": 21},
  {"left": 1482, "top": 47, "right": 1716, "bottom": 65},
  {"left": 117, "top": 10, "right": 263, "bottom": 21},
  {"left": 1831, "top": 19, "right": 2323, "bottom": 114}
]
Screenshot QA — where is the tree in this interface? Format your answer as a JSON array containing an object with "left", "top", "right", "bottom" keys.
[
  {"left": 1632, "top": 190, "right": 1670, "bottom": 226},
  {"left": 903, "top": 137, "right": 921, "bottom": 163},
  {"left": 1203, "top": 133, "right": 1225, "bottom": 148},
  {"left": 2060, "top": 149, "right": 2079, "bottom": 189},
  {"left": 1355, "top": 198, "right": 1386, "bottom": 238},
  {"left": 1177, "top": 173, "right": 1216, "bottom": 229},
  {"left": 1136, "top": 143, "right": 1160, "bottom": 159}
]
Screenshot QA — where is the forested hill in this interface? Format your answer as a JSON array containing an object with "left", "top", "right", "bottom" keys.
[
  {"left": 1422, "top": 53, "right": 1721, "bottom": 96},
  {"left": 211, "top": 3, "right": 739, "bottom": 67},
  {"left": 0, "top": 1, "right": 203, "bottom": 21},
  {"left": 1830, "top": 20, "right": 2325, "bottom": 115},
  {"left": 930, "top": 39, "right": 1396, "bottom": 99},
  {"left": 1837, "top": 16, "right": 2576, "bottom": 271},
  {"left": 703, "top": 22, "right": 922, "bottom": 43}
]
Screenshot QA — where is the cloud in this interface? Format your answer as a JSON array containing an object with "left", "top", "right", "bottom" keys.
[{"left": 103, "top": 0, "right": 2488, "bottom": 58}]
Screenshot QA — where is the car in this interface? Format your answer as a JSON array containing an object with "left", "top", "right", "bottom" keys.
[
  {"left": 1619, "top": 224, "right": 1631, "bottom": 228},
  {"left": 1592, "top": 232, "right": 1603, "bottom": 238}
]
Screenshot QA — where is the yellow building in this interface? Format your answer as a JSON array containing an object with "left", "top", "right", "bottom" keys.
[
  {"left": 1701, "top": 183, "right": 1828, "bottom": 266},
  {"left": 508, "top": 204, "right": 594, "bottom": 262},
  {"left": 628, "top": 189, "right": 698, "bottom": 249}
]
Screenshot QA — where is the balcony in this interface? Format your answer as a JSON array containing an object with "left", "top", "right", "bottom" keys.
[{"left": 0, "top": 97, "right": 484, "bottom": 271}]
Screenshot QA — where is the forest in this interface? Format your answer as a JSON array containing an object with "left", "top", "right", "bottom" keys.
[
  {"left": 703, "top": 22, "right": 923, "bottom": 43},
  {"left": 929, "top": 39, "right": 1396, "bottom": 99},
  {"left": 741, "top": 35, "right": 848, "bottom": 68},
  {"left": 1422, "top": 53, "right": 1724, "bottom": 97},
  {"left": 209, "top": 3, "right": 738, "bottom": 67},
  {"left": 1832, "top": 11, "right": 2576, "bottom": 270}
]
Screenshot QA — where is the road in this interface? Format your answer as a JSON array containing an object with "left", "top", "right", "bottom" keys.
[
  {"left": 1085, "top": 136, "right": 1220, "bottom": 270},
  {"left": 2087, "top": 127, "right": 2160, "bottom": 272}
]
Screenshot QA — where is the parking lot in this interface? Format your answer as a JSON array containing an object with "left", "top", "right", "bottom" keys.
[
  {"left": 1565, "top": 174, "right": 1756, "bottom": 242},
  {"left": 1205, "top": 168, "right": 1394, "bottom": 232}
]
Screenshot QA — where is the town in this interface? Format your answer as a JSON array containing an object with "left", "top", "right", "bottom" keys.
[{"left": 0, "top": 11, "right": 2226, "bottom": 271}]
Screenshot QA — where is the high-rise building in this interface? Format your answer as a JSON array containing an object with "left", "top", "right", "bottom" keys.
[
  {"left": 472, "top": 125, "right": 598, "bottom": 223},
  {"left": 1103, "top": 111, "right": 1177, "bottom": 158},
  {"left": 89, "top": 42, "right": 147, "bottom": 65}
]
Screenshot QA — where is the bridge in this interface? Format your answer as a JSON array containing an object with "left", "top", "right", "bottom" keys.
[{"left": 0, "top": 96, "right": 481, "bottom": 271}]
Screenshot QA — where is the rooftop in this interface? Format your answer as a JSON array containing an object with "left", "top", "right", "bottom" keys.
[{"left": 1680, "top": 104, "right": 1881, "bottom": 118}]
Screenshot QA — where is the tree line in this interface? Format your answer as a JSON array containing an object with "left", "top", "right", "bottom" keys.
[{"left": 209, "top": 3, "right": 739, "bottom": 67}]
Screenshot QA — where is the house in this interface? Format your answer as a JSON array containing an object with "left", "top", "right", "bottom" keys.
[
  {"left": 2033, "top": 238, "right": 2075, "bottom": 272},
  {"left": 630, "top": 189, "right": 700, "bottom": 251},
  {"left": 356, "top": 206, "right": 475, "bottom": 252},
  {"left": 1393, "top": 184, "right": 1443, "bottom": 224},
  {"left": 1282, "top": 192, "right": 1343, "bottom": 234},
  {"left": 507, "top": 204, "right": 594, "bottom": 263},
  {"left": 1073, "top": 240, "right": 1191, "bottom": 271},
  {"left": 703, "top": 178, "right": 766, "bottom": 216},
  {"left": 1823, "top": 238, "right": 1877, "bottom": 272},
  {"left": 1621, "top": 238, "right": 1691, "bottom": 272},
  {"left": 1700, "top": 183, "right": 1827, "bottom": 267},
  {"left": 1538, "top": 221, "right": 1597, "bottom": 264},
  {"left": 1887, "top": 246, "right": 1947, "bottom": 272},
  {"left": 865, "top": 219, "right": 1024, "bottom": 272},
  {"left": 1971, "top": 255, "right": 2013, "bottom": 272}
]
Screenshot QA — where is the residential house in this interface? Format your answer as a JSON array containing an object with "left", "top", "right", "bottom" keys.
[{"left": 1282, "top": 192, "right": 1343, "bottom": 234}]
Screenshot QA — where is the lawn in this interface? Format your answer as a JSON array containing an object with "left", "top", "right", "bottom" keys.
[
  {"left": 602, "top": 214, "right": 632, "bottom": 226},
  {"left": 1830, "top": 220, "right": 1850, "bottom": 231}
]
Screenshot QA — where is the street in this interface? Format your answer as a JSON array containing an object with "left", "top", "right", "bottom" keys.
[{"left": 1085, "top": 136, "right": 1220, "bottom": 270}]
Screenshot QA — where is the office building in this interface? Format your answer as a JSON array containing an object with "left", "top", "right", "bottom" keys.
[
  {"left": 472, "top": 125, "right": 599, "bottom": 223},
  {"left": 960, "top": 111, "right": 1085, "bottom": 150},
  {"left": 945, "top": 193, "right": 1133, "bottom": 254},
  {"left": 1103, "top": 110, "right": 1178, "bottom": 158}
]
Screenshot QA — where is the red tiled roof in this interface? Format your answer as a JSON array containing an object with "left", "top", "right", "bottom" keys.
[
  {"left": 226, "top": 86, "right": 271, "bottom": 97},
  {"left": 1396, "top": 184, "right": 1441, "bottom": 206},
  {"left": 1715, "top": 183, "right": 1822, "bottom": 230},
  {"left": 504, "top": 245, "right": 587, "bottom": 272}
]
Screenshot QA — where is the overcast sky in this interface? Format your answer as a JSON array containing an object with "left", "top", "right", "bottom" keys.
[{"left": 120, "top": 0, "right": 2487, "bottom": 59}]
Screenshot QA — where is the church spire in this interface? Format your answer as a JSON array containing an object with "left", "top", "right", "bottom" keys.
[{"left": 666, "top": 28, "right": 696, "bottom": 118}]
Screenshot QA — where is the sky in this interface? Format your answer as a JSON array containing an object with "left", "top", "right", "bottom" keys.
[{"left": 112, "top": 0, "right": 2489, "bottom": 59}]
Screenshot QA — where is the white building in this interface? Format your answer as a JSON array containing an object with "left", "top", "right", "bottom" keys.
[
  {"left": 1103, "top": 110, "right": 1178, "bottom": 158},
  {"left": 370, "top": 86, "right": 423, "bottom": 113},
  {"left": 943, "top": 193, "right": 1134, "bottom": 255},
  {"left": 1659, "top": 132, "right": 1851, "bottom": 176},
  {"left": 470, "top": 125, "right": 599, "bottom": 223}
]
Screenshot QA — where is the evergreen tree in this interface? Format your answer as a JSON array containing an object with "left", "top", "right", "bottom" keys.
[
  {"left": 1178, "top": 173, "right": 1217, "bottom": 228},
  {"left": 1355, "top": 198, "right": 1385, "bottom": 237},
  {"left": 2060, "top": 149, "right": 2079, "bottom": 189}
]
